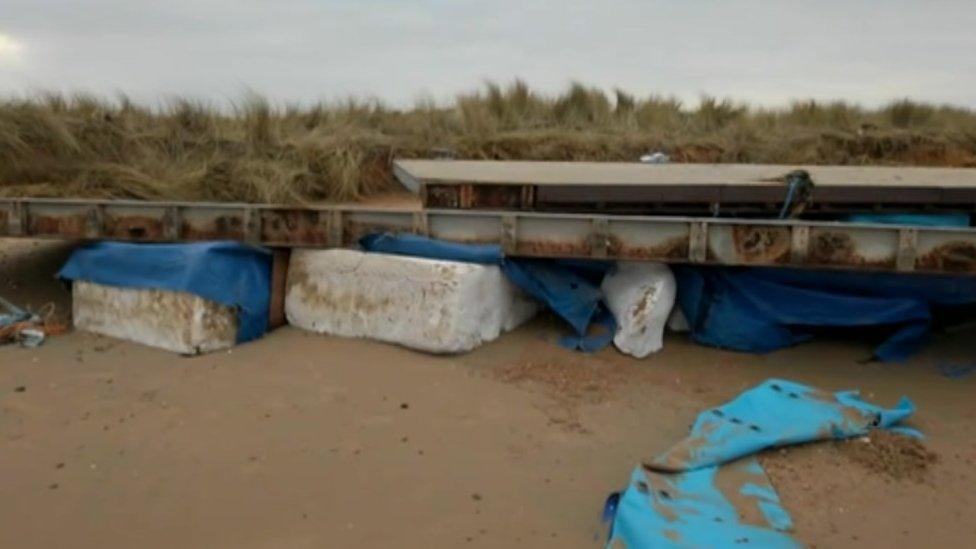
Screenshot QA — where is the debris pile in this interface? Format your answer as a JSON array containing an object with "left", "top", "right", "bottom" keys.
[{"left": 0, "top": 296, "right": 68, "bottom": 347}]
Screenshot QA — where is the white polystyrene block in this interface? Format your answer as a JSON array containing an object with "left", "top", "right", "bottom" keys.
[
  {"left": 285, "top": 249, "right": 537, "bottom": 353},
  {"left": 73, "top": 281, "right": 237, "bottom": 354},
  {"left": 601, "top": 262, "right": 677, "bottom": 358},
  {"left": 667, "top": 306, "right": 690, "bottom": 332}
]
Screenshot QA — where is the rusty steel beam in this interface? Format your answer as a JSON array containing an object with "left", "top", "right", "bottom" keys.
[{"left": 1, "top": 198, "right": 975, "bottom": 275}]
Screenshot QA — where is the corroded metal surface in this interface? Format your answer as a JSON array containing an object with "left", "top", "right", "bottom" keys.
[
  {"left": 1, "top": 198, "right": 974, "bottom": 275},
  {"left": 261, "top": 209, "right": 328, "bottom": 246},
  {"left": 915, "top": 230, "right": 976, "bottom": 273},
  {"left": 424, "top": 184, "right": 530, "bottom": 210}
]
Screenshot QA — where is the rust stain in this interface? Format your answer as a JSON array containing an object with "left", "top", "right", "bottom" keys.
[
  {"left": 268, "top": 249, "right": 290, "bottom": 329},
  {"left": 31, "top": 214, "right": 88, "bottom": 237},
  {"left": 104, "top": 215, "right": 165, "bottom": 240},
  {"left": 809, "top": 231, "right": 895, "bottom": 269},
  {"left": 471, "top": 185, "right": 524, "bottom": 209},
  {"left": 609, "top": 235, "right": 688, "bottom": 261},
  {"left": 342, "top": 221, "right": 406, "bottom": 246},
  {"left": 437, "top": 237, "right": 499, "bottom": 247},
  {"left": 424, "top": 185, "right": 461, "bottom": 209},
  {"left": 917, "top": 241, "right": 976, "bottom": 273},
  {"left": 728, "top": 225, "right": 791, "bottom": 264},
  {"left": 516, "top": 239, "right": 591, "bottom": 257},
  {"left": 424, "top": 184, "right": 525, "bottom": 210},
  {"left": 811, "top": 232, "right": 855, "bottom": 263},
  {"left": 181, "top": 215, "right": 244, "bottom": 241},
  {"left": 261, "top": 211, "right": 327, "bottom": 245}
]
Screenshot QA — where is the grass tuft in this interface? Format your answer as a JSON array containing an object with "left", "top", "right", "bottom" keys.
[{"left": 2, "top": 82, "right": 976, "bottom": 203}]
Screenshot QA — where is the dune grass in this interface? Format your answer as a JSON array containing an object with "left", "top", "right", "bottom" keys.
[{"left": 2, "top": 81, "right": 976, "bottom": 203}]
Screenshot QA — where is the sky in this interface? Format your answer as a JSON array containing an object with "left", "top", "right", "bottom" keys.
[{"left": 2, "top": 0, "right": 976, "bottom": 109}]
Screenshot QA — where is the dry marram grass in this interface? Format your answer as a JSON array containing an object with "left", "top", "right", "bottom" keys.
[{"left": 3, "top": 83, "right": 976, "bottom": 203}]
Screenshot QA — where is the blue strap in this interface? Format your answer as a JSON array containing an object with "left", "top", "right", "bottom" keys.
[{"left": 778, "top": 174, "right": 802, "bottom": 219}]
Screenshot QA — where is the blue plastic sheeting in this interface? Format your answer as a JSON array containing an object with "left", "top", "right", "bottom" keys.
[
  {"left": 0, "top": 294, "right": 33, "bottom": 328},
  {"left": 360, "top": 233, "right": 502, "bottom": 264},
  {"left": 673, "top": 266, "right": 976, "bottom": 362},
  {"left": 938, "top": 362, "right": 976, "bottom": 380},
  {"left": 359, "top": 233, "right": 616, "bottom": 351},
  {"left": 845, "top": 212, "right": 971, "bottom": 228},
  {"left": 649, "top": 379, "right": 916, "bottom": 472},
  {"left": 606, "top": 379, "right": 917, "bottom": 548},
  {"left": 501, "top": 259, "right": 616, "bottom": 351},
  {"left": 59, "top": 241, "right": 272, "bottom": 343},
  {"left": 610, "top": 462, "right": 797, "bottom": 549}
]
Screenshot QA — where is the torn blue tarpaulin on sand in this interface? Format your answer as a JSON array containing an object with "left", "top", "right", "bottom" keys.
[
  {"left": 58, "top": 241, "right": 272, "bottom": 343},
  {"left": 673, "top": 266, "right": 976, "bottom": 362},
  {"left": 605, "top": 379, "right": 917, "bottom": 548},
  {"left": 359, "top": 233, "right": 616, "bottom": 351}
]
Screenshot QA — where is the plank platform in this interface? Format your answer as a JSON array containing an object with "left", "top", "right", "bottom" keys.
[{"left": 395, "top": 160, "right": 976, "bottom": 214}]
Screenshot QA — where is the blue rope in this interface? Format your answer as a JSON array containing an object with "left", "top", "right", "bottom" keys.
[{"left": 778, "top": 174, "right": 802, "bottom": 219}]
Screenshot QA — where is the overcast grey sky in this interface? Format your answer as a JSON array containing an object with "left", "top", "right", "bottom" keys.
[{"left": 2, "top": 0, "right": 975, "bottom": 108}]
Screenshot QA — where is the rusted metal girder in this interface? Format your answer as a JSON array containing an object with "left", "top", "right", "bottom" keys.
[{"left": 2, "top": 198, "right": 975, "bottom": 275}]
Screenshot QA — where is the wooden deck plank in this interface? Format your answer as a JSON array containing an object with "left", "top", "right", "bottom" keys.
[{"left": 395, "top": 160, "right": 976, "bottom": 189}]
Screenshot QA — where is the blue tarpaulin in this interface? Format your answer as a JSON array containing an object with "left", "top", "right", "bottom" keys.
[
  {"left": 673, "top": 266, "right": 976, "bottom": 362},
  {"left": 360, "top": 233, "right": 502, "bottom": 264},
  {"left": 845, "top": 212, "right": 971, "bottom": 228},
  {"left": 59, "top": 241, "right": 272, "bottom": 343},
  {"left": 361, "top": 233, "right": 975, "bottom": 360},
  {"left": 359, "top": 233, "right": 616, "bottom": 351},
  {"left": 606, "top": 379, "right": 918, "bottom": 548}
]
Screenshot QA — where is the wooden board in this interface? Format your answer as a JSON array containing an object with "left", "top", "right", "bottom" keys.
[{"left": 395, "top": 160, "right": 976, "bottom": 189}]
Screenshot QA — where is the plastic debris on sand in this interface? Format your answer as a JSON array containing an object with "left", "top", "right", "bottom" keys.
[{"left": 605, "top": 379, "right": 918, "bottom": 548}]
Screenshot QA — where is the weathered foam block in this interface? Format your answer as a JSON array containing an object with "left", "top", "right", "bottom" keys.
[
  {"left": 601, "top": 262, "right": 677, "bottom": 358},
  {"left": 73, "top": 281, "right": 237, "bottom": 354},
  {"left": 667, "top": 306, "right": 690, "bottom": 333},
  {"left": 285, "top": 249, "right": 538, "bottom": 353}
]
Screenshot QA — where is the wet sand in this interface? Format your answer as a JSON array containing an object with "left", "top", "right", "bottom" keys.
[{"left": 1, "top": 239, "right": 975, "bottom": 548}]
